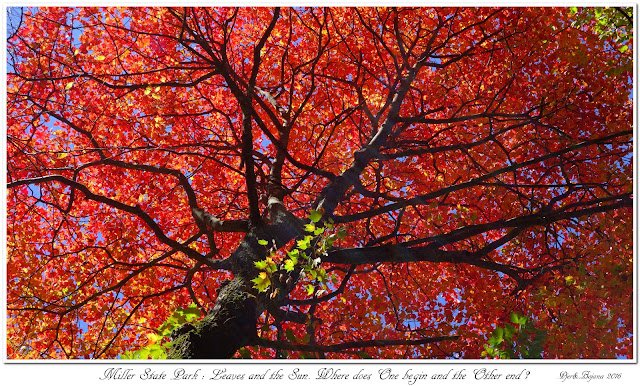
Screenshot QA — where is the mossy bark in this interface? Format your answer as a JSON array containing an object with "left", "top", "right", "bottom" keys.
[
  {"left": 167, "top": 277, "right": 257, "bottom": 359},
  {"left": 168, "top": 197, "right": 305, "bottom": 359}
]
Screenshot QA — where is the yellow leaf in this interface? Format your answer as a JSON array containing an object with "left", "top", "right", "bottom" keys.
[
  {"left": 65, "top": 81, "right": 74, "bottom": 90},
  {"left": 146, "top": 333, "right": 159, "bottom": 345},
  {"left": 96, "top": 55, "right": 106, "bottom": 61},
  {"left": 73, "top": 49, "right": 79, "bottom": 55}
]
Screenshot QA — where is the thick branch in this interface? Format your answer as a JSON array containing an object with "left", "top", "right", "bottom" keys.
[
  {"left": 336, "top": 130, "right": 632, "bottom": 223},
  {"left": 7, "top": 175, "right": 218, "bottom": 266},
  {"left": 324, "top": 243, "right": 526, "bottom": 281},
  {"left": 325, "top": 193, "right": 631, "bottom": 284},
  {"left": 401, "top": 193, "right": 632, "bottom": 249},
  {"left": 314, "top": 66, "right": 422, "bottom": 216}
]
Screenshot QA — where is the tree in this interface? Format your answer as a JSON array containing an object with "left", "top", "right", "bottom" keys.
[{"left": 6, "top": 7, "right": 632, "bottom": 359}]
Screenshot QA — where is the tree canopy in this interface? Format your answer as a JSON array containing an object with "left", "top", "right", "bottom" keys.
[{"left": 6, "top": 7, "right": 633, "bottom": 359}]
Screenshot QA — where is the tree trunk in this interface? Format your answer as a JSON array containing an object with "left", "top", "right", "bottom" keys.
[
  {"left": 168, "top": 198, "right": 304, "bottom": 359},
  {"left": 168, "top": 276, "right": 257, "bottom": 358}
]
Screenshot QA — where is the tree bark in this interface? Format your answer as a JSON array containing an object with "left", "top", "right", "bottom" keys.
[
  {"left": 167, "top": 276, "right": 257, "bottom": 359},
  {"left": 167, "top": 197, "right": 304, "bottom": 358}
]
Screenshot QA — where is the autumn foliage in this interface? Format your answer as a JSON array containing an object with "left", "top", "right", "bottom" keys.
[{"left": 6, "top": 7, "right": 632, "bottom": 359}]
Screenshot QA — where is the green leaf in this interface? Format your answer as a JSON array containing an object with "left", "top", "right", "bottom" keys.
[
  {"left": 504, "top": 323, "right": 516, "bottom": 340},
  {"left": 297, "top": 236, "right": 312, "bottom": 250},
  {"left": 148, "top": 344, "right": 166, "bottom": 359},
  {"left": 284, "top": 259, "right": 296, "bottom": 272},
  {"left": 305, "top": 284, "right": 314, "bottom": 296},
  {"left": 510, "top": 312, "right": 527, "bottom": 326},
  {"left": 183, "top": 309, "right": 201, "bottom": 322},
  {"left": 252, "top": 257, "right": 277, "bottom": 274},
  {"left": 251, "top": 272, "right": 271, "bottom": 292},
  {"left": 304, "top": 223, "right": 316, "bottom": 232},
  {"left": 182, "top": 303, "right": 200, "bottom": 314},
  {"left": 482, "top": 345, "right": 496, "bottom": 357},
  {"left": 287, "top": 249, "right": 300, "bottom": 259},
  {"left": 258, "top": 239, "right": 269, "bottom": 246},
  {"left": 285, "top": 328, "right": 296, "bottom": 343},
  {"left": 254, "top": 260, "right": 268, "bottom": 270},
  {"left": 357, "top": 351, "right": 372, "bottom": 359},
  {"left": 594, "top": 8, "right": 602, "bottom": 19},
  {"left": 619, "top": 45, "right": 628, "bottom": 53},
  {"left": 493, "top": 327, "right": 504, "bottom": 344},
  {"left": 134, "top": 348, "right": 150, "bottom": 359},
  {"left": 237, "top": 347, "right": 252, "bottom": 359},
  {"left": 308, "top": 210, "right": 322, "bottom": 223},
  {"left": 165, "top": 316, "right": 179, "bottom": 326},
  {"left": 173, "top": 314, "right": 187, "bottom": 324},
  {"left": 268, "top": 259, "right": 278, "bottom": 274}
]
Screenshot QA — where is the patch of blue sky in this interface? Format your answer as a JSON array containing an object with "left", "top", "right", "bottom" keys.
[{"left": 27, "top": 183, "right": 42, "bottom": 199}]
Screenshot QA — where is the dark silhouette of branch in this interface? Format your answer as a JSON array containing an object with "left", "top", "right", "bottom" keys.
[{"left": 335, "top": 130, "right": 632, "bottom": 223}]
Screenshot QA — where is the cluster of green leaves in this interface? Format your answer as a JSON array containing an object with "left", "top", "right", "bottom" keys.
[
  {"left": 481, "top": 312, "right": 547, "bottom": 359},
  {"left": 121, "top": 304, "right": 202, "bottom": 359},
  {"left": 569, "top": 7, "right": 633, "bottom": 78},
  {"left": 252, "top": 210, "right": 347, "bottom": 296},
  {"left": 570, "top": 7, "right": 632, "bottom": 52}
]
